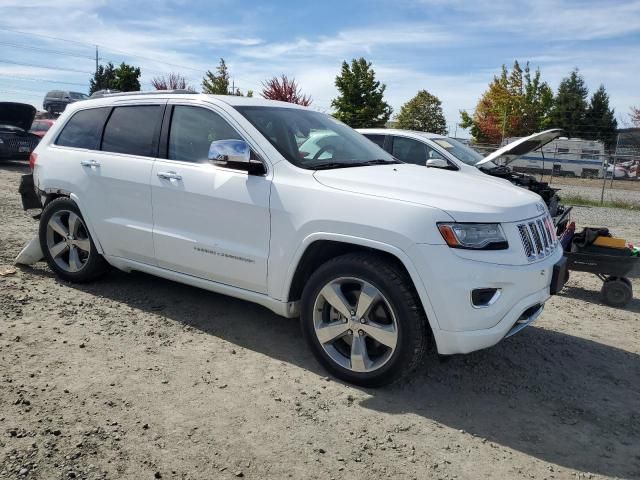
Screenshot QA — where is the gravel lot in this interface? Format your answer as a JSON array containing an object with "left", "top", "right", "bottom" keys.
[{"left": 1, "top": 160, "right": 639, "bottom": 480}]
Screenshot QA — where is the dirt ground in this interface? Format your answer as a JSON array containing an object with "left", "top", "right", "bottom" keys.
[{"left": 1, "top": 160, "right": 639, "bottom": 480}]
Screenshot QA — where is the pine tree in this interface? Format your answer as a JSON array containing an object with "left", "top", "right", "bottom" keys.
[
  {"left": 547, "top": 69, "right": 589, "bottom": 138},
  {"left": 202, "top": 58, "right": 230, "bottom": 95},
  {"left": 395, "top": 90, "right": 447, "bottom": 134},
  {"left": 331, "top": 58, "right": 392, "bottom": 128},
  {"left": 89, "top": 62, "right": 117, "bottom": 94},
  {"left": 114, "top": 63, "right": 141, "bottom": 92},
  {"left": 585, "top": 85, "right": 618, "bottom": 148}
]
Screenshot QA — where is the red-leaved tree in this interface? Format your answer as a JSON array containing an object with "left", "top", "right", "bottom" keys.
[
  {"left": 261, "top": 75, "right": 311, "bottom": 106},
  {"left": 152, "top": 73, "right": 195, "bottom": 92}
]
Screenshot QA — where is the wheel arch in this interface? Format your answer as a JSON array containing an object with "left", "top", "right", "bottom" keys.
[
  {"left": 284, "top": 234, "right": 441, "bottom": 345},
  {"left": 40, "top": 191, "right": 105, "bottom": 255}
]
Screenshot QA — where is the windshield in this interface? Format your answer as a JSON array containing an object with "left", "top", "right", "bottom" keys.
[
  {"left": 430, "top": 137, "right": 484, "bottom": 166},
  {"left": 235, "top": 106, "right": 398, "bottom": 169},
  {"left": 69, "top": 92, "right": 88, "bottom": 100}
]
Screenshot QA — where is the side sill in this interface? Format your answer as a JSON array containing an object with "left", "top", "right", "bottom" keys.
[{"left": 104, "top": 255, "right": 298, "bottom": 318}]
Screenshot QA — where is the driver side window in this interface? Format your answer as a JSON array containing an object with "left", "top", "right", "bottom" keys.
[
  {"left": 168, "top": 106, "right": 242, "bottom": 163},
  {"left": 392, "top": 136, "right": 446, "bottom": 165}
]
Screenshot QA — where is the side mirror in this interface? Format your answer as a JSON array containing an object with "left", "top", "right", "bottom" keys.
[
  {"left": 426, "top": 158, "right": 448, "bottom": 169},
  {"left": 208, "top": 139, "right": 266, "bottom": 175}
]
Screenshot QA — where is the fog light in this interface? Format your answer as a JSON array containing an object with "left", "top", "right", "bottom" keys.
[{"left": 471, "top": 288, "right": 501, "bottom": 308}]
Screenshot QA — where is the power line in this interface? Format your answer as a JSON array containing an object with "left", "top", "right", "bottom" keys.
[
  {"left": 0, "top": 41, "right": 95, "bottom": 60},
  {"left": 0, "top": 59, "right": 93, "bottom": 75},
  {"left": 0, "top": 74, "right": 87, "bottom": 87}
]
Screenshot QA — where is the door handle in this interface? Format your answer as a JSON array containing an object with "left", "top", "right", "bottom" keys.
[
  {"left": 157, "top": 171, "right": 182, "bottom": 181},
  {"left": 80, "top": 159, "right": 101, "bottom": 167}
]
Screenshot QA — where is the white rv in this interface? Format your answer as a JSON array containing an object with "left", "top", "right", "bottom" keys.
[{"left": 503, "top": 137, "right": 606, "bottom": 178}]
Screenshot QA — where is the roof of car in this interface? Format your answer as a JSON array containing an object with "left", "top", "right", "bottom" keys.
[
  {"left": 77, "top": 92, "right": 310, "bottom": 110},
  {"left": 357, "top": 128, "right": 445, "bottom": 140}
]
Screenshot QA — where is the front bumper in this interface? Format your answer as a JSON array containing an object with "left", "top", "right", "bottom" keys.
[{"left": 408, "top": 243, "right": 564, "bottom": 355}]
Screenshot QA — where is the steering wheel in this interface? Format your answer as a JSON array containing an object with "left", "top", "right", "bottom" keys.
[{"left": 313, "top": 145, "right": 336, "bottom": 161}]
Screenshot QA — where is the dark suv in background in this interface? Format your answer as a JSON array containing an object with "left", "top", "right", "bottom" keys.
[{"left": 43, "top": 90, "right": 88, "bottom": 116}]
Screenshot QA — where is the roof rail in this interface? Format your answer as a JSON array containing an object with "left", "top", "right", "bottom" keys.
[{"left": 104, "top": 89, "right": 197, "bottom": 97}]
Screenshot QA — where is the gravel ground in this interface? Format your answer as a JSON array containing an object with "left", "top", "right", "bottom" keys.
[
  {"left": 557, "top": 184, "right": 640, "bottom": 207},
  {"left": 1, "top": 160, "right": 639, "bottom": 480}
]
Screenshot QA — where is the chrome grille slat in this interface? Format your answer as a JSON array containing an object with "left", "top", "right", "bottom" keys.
[{"left": 519, "top": 214, "right": 558, "bottom": 261}]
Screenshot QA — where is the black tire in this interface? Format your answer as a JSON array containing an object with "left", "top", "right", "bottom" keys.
[
  {"left": 300, "top": 252, "right": 430, "bottom": 387},
  {"left": 601, "top": 277, "right": 632, "bottom": 308},
  {"left": 39, "top": 197, "right": 109, "bottom": 282}
]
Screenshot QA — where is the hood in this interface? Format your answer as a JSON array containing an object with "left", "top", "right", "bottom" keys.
[
  {"left": 313, "top": 164, "right": 546, "bottom": 223},
  {"left": 476, "top": 129, "right": 565, "bottom": 167},
  {"left": 0, "top": 102, "right": 36, "bottom": 131}
]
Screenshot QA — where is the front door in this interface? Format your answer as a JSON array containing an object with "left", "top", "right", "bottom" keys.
[{"left": 151, "top": 103, "right": 271, "bottom": 294}]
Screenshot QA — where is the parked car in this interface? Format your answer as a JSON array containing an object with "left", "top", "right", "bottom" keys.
[
  {"left": 29, "top": 119, "right": 55, "bottom": 138},
  {"left": 358, "top": 128, "right": 571, "bottom": 233},
  {"left": 43, "top": 90, "right": 89, "bottom": 115},
  {"left": 0, "top": 102, "right": 41, "bottom": 160},
  {"left": 22, "top": 93, "right": 567, "bottom": 386}
]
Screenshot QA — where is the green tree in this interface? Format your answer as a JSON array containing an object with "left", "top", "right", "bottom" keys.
[
  {"left": 585, "top": 85, "right": 618, "bottom": 148},
  {"left": 460, "top": 61, "right": 553, "bottom": 144},
  {"left": 114, "top": 62, "right": 141, "bottom": 92},
  {"left": 331, "top": 58, "right": 392, "bottom": 128},
  {"left": 395, "top": 89, "right": 447, "bottom": 134},
  {"left": 202, "top": 58, "right": 230, "bottom": 94},
  {"left": 547, "top": 69, "right": 589, "bottom": 138},
  {"left": 89, "top": 62, "right": 117, "bottom": 94}
]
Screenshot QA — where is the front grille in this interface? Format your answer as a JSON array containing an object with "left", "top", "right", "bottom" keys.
[
  {"left": 4, "top": 136, "right": 38, "bottom": 153},
  {"left": 517, "top": 214, "right": 558, "bottom": 261}
]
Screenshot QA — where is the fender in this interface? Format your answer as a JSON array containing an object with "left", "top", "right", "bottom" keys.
[
  {"left": 69, "top": 192, "right": 105, "bottom": 255},
  {"left": 282, "top": 232, "right": 444, "bottom": 340}
]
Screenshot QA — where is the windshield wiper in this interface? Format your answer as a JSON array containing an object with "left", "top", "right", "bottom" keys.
[{"left": 312, "top": 159, "right": 400, "bottom": 170}]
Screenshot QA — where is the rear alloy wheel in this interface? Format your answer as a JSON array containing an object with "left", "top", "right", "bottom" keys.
[
  {"left": 301, "top": 253, "right": 429, "bottom": 387},
  {"left": 39, "top": 197, "right": 109, "bottom": 282}
]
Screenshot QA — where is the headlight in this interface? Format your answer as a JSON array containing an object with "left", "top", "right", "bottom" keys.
[{"left": 437, "top": 223, "right": 508, "bottom": 250}]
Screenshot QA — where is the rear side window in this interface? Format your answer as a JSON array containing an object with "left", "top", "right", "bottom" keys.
[
  {"left": 102, "top": 105, "right": 162, "bottom": 157},
  {"left": 55, "top": 108, "right": 109, "bottom": 150}
]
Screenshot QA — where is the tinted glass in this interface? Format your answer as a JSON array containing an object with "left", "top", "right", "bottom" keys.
[
  {"left": 168, "top": 106, "right": 242, "bottom": 162},
  {"left": 102, "top": 106, "right": 162, "bottom": 157},
  {"left": 236, "top": 106, "right": 396, "bottom": 169},
  {"left": 364, "top": 134, "right": 386, "bottom": 148},
  {"left": 392, "top": 137, "right": 429, "bottom": 165},
  {"left": 55, "top": 108, "right": 109, "bottom": 150},
  {"left": 69, "top": 92, "right": 88, "bottom": 100}
]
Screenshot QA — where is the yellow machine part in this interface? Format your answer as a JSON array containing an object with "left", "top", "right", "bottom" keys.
[{"left": 593, "top": 236, "right": 627, "bottom": 249}]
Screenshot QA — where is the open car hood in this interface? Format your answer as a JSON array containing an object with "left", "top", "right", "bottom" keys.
[
  {"left": 476, "top": 129, "right": 565, "bottom": 167},
  {"left": 0, "top": 102, "right": 37, "bottom": 131}
]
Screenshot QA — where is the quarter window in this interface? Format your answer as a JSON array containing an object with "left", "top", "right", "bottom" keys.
[
  {"left": 102, "top": 105, "right": 162, "bottom": 157},
  {"left": 168, "top": 106, "right": 242, "bottom": 162},
  {"left": 55, "top": 108, "right": 110, "bottom": 150},
  {"left": 364, "top": 134, "right": 386, "bottom": 149}
]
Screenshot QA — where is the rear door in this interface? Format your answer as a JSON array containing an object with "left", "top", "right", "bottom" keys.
[
  {"left": 150, "top": 101, "right": 271, "bottom": 293},
  {"left": 78, "top": 102, "right": 164, "bottom": 264}
]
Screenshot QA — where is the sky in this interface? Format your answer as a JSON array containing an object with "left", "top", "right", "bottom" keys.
[{"left": 0, "top": 0, "right": 638, "bottom": 136}]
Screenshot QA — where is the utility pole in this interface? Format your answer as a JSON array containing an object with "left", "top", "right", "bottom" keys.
[
  {"left": 95, "top": 46, "right": 99, "bottom": 73},
  {"left": 231, "top": 78, "right": 235, "bottom": 95}
]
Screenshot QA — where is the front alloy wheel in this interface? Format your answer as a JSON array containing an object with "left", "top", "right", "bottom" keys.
[
  {"left": 301, "top": 253, "right": 429, "bottom": 387},
  {"left": 313, "top": 277, "right": 399, "bottom": 373}
]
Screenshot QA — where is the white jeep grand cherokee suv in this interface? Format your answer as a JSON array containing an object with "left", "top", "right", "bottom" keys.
[{"left": 25, "top": 92, "right": 567, "bottom": 386}]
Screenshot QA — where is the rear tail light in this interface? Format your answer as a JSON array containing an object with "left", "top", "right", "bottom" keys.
[{"left": 29, "top": 152, "right": 38, "bottom": 170}]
